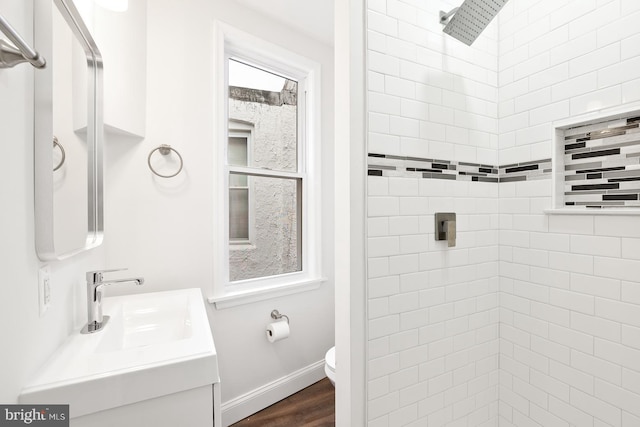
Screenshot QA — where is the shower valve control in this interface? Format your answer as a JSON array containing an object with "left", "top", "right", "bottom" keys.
[{"left": 435, "top": 212, "right": 456, "bottom": 247}]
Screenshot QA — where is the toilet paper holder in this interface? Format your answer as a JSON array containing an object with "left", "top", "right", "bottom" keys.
[{"left": 271, "top": 309, "right": 290, "bottom": 324}]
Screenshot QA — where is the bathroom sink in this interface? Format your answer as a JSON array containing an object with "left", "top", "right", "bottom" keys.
[
  {"left": 19, "top": 288, "right": 219, "bottom": 418},
  {"left": 96, "top": 292, "right": 193, "bottom": 353}
]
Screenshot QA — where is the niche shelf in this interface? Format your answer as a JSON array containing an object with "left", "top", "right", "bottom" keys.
[{"left": 548, "top": 108, "right": 640, "bottom": 215}]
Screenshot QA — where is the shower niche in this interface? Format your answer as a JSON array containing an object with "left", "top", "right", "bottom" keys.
[{"left": 550, "top": 109, "right": 640, "bottom": 213}]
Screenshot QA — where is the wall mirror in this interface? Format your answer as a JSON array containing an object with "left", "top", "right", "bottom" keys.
[{"left": 34, "top": 0, "right": 104, "bottom": 261}]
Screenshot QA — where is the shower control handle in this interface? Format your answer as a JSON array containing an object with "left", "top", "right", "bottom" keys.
[{"left": 435, "top": 212, "right": 456, "bottom": 248}]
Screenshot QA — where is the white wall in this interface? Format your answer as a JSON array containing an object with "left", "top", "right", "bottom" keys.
[
  {"left": 0, "top": 0, "right": 335, "bottom": 423},
  {"left": 0, "top": 0, "right": 106, "bottom": 403},
  {"left": 498, "top": 1, "right": 640, "bottom": 426},
  {"left": 99, "top": 0, "right": 335, "bottom": 424}
]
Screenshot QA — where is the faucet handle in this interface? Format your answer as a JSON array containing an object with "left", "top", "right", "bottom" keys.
[{"left": 86, "top": 268, "right": 128, "bottom": 283}]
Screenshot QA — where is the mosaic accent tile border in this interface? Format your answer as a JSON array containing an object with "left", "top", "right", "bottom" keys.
[
  {"left": 367, "top": 154, "right": 551, "bottom": 183},
  {"left": 563, "top": 115, "right": 640, "bottom": 209}
]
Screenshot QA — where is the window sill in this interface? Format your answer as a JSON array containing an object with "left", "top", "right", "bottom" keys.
[
  {"left": 545, "top": 208, "right": 640, "bottom": 216},
  {"left": 208, "top": 277, "right": 327, "bottom": 309}
]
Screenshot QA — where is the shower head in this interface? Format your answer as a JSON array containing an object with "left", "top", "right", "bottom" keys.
[{"left": 440, "top": 0, "right": 509, "bottom": 46}]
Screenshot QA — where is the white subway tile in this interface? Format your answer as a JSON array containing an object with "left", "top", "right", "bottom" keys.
[
  {"left": 370, "top": 275, "right": 401, "bottom": 298},
  {"left": 399, "top": 344, "right": 429, "bottom": 370},
  {"left": 370, "top": 297, "right": 391, "bottom": 319},
  {"left": 595, "top": 338, "right": 640, "bottom": 371},
  {"left": 621, "top": 282, "right": 640, "bottom": 305},
  {"left": 531, "top": 300, "right": 571, "bottom": 326},
  {"left": 551, "top": 72, "right": 598, "bottom": 102},
  {"left": 369, "top": 236, "right": 401, "bottom": 257},
  {"left": 530, "top": 266, "right": 570, "bottom": 289},
  {"left": 595, "top": 379, "right": 640, "bottom": 419},
  {"left": 386, "top": 35, "right": 417, "bottom": 62},
  {"left": 530, "top": 232, "right": 570, "bottom": 252},
  {"left": 368, "top": 390, "right": 400, "bottom": 420},
  {"left": 370, "top": 315, "right": 401, "bottom": 340},
  {"left": 594, "top": 256, "right": 640, "bottom": 282},
  {"left": 596, "top": 297, "right": 640, "bottom": 328},
  {"left": 369, "top": 132, "right": 401, "bottom": 154},
  {"left": 385, "top": 75, "right": 415, "bottom": 98},
  {"left": 570, "top": 272, "right": 621, "bottom": 300},
  {"left": 595, "top": 215, "right": 640, "bottom": 237},
  {"left": 529, "top": 100, "right": 571, "bottom": 125},
  {"left": 369, "top": 257, "right": 390, "bottom": 279},
  {"left": 550, "top": 0, "right": 597, "bottom": 30},
  {"left": 420, "top": 121, "right": 447, "bottom": 141},
  {"left": 400, "top": 307, "right": 429, "bottom": 330},
  {"left": 514, "top": 87, "right": 552, "bottom": 113},
  {"left": 369, "top": 92, "right": 402, "bottom": 115},
  {"left": 549, "top": 32, "right": 597, "bottom": 66},
  {"left": 530, "top": 404, "right": 570, "bottom": 427},
  {"left": 549, "top": 214, "right": 594, "bottom": 234},
  {"left": 532, "top": 335, "right": 571, "bottom": 364},
  {"left": 570, "top": 235, "right": 621, "bottom": 257},
  {"left": 388, "top": 177, "right": 419, "bottom": 196},
  {"left": 568, "top": 0, "right": 619, "bottom": 40},
  {"left": 598, "top": 55, "right": 640, "bottom": 89},
  {"left": 597, "top": 10, "right": 640, "bottom": 47},
  {"left": 389, "top": 292, "right": 420, "bottom": 314},
  {"left": 621, "top": 32, "right": 640, "bottom": 60},
  {"left": 400, "top": 234, "right": 429, "bottom": 254},
  {"left": 530, "top": 370, "right": 570, "bottom": 402},
  {"left": 623, "top": 411, "right": 640, "bottom": 427},
  {"left": 571, "top": 350, "right": 621, "bottom": 385},
  {"left": 369, "top": 112, "right": 390, "bottom": 133},
  {"left": 549, "top": 396, "right": 594, "bottom": 427},
  {"left": 389, "top": 404, "right": 418, "bottom": 426},
  {"left": 622, "top": 238, "right": 640, "bottom": 260},
  {"left": 390, "top": 115, "right": 420, "bottom": 138},
  {"left": 399, "top": 197, "right": 429, "bottom": 215},
  {"left": 551, "top": 360, "right": 594, "bottom": 394},
  {"left": 572, "top": 311, "right": 621, "bottom": 341},
  {"left": 399, "top": 271, "right": 428, "bottom": 293},
  {"left": 368, "top": 10, "right": 399, "bottom": 37},
  {"left": 369, "top": 70, "right": 386, "bottom": 92},
  {"left": 387, "top": 0, "right": 418, "bottom": 25},
  {"left": 369, "top": 336, "right": 390, "bottom": 359},
  {"left": 401, "top": 99, "right": 429, "bottom": 120},
  {"left": 548, "top": 252, "right": 594, "bottom": 275},
  {"left": 369, "top": 376, "right": 390, "bottom": 401},
  {"left": 570, "top": 85, "right": 622, "bottom": 116},
  {"left": 369, "top": 50, "right": 401, "bottom": 76}
]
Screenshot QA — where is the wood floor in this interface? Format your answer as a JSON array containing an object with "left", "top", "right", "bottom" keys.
[{"left": 230, "top": 378, "right": 335, "bottom": 427}]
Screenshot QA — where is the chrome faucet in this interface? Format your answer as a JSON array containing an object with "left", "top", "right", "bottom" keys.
[{"left": 82, "top": 269, "right": 144, "bottom": 334}]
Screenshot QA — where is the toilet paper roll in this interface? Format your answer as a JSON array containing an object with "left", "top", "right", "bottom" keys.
[{"left": 266, "top": 321, "right": 290, "bottom": 343}]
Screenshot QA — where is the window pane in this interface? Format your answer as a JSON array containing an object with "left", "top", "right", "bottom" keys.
[
  {"left": 228, "top": 136, "right": 248, "bottom": 167},
  {"left": 229, "top": 188, "right": 249, "bottom": 240},
  {"left": 229, "top": 175, "right": 301, "bottom": 282},
  {"left": 228, "top": 59, "right": 298, "bottom": 172}
]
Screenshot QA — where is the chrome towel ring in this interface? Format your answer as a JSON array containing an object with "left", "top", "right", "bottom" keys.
[
  {"left": 148, "top": 144, "right": 183, "bottom": 178},
  {"left": 53, "top": 136, "right": 65, "bottom": 171}
]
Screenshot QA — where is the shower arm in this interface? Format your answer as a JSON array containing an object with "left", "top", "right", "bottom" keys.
[{"left": 439, "top": 7, "right": 459, "bottom": 25}]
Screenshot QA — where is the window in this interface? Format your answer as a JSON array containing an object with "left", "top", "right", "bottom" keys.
[{"left": 211, "top": 23, "right": 323, "bottom": 304}]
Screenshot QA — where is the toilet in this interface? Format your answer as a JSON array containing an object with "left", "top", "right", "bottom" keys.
[{"left": 324, "top": 346, "right": 336, "bottom": 386}]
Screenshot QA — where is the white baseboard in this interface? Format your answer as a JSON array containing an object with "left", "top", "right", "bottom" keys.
[{"left": 221, "top": 360, "right": 327, "bottom": 427}]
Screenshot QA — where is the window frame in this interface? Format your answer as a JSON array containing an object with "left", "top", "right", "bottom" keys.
[{"left": 210, "top": 22, "right": 323, "bottom": 307}]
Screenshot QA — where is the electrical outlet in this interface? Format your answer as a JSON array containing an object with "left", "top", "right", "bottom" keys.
[{"left": 38, "top": 265, "right": 51, "bottom": 316}]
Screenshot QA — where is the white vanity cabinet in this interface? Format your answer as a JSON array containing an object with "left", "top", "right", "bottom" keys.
[{"left": 20, "top": 289, "right": 221, "bottom": 427}]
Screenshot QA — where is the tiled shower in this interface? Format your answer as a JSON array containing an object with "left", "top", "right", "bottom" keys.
[{"left": 366, "top": 0, "right": 640, "bottom": 426}]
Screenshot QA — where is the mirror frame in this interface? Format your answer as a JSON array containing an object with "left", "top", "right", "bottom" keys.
[{"left": 34, "top": 0, "right": 104, "bottom": 261}]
